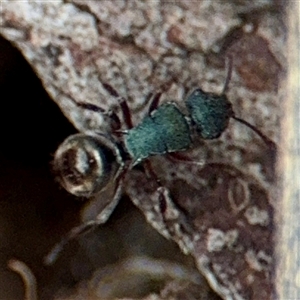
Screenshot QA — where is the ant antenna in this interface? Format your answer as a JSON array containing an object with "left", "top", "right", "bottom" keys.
[
  {"left": 232, "top": 116, "right": 277, "bottom": 151},
  {"left": 222, "top": 55, "right": 233, "bottom": 95},
  {"left": 222, "top": 56, "right": 276, "bottom": 151}
]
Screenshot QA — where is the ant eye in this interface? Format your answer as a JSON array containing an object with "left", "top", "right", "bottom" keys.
[{"left": 53, "top": 133, "right": 120, "bottom": 197}]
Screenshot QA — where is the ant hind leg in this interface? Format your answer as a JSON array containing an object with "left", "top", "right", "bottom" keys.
[{"left": 143, "top": 160, "right": 195, "bottom": 239}]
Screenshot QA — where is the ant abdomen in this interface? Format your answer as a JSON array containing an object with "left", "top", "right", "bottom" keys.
[{"left": 53, "top": 133, "right": 122, "bottom": 197}]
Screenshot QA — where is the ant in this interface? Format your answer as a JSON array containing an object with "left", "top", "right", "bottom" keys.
[{"left": 44, "top": 58, "right": 276, "bottom": 265}]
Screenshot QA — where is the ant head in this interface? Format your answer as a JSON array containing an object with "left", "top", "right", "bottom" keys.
[
  {"left": 53, "top": 133, "right": 122, "bottom": 197},
  {"left": 186, "top": 89, "right": 234, "bottom": 139},
  {"left": 185, "top": 57, "right": 235, "bottom": 140}
]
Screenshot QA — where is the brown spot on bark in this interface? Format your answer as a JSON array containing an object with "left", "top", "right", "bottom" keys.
[
  {"left": 228, "top": 34, "right": 281, "bottom": 92},
  {"left": 167, "top": 25, "right": 184, "bottom": 46}
]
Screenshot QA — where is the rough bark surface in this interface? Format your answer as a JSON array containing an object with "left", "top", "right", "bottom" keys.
[{"left": 0, "top": 1, "right": 284, "bottom": 299}]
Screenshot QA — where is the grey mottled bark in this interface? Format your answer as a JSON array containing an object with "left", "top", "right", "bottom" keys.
[{"left": 0, "top": 1, "right": 284, "bottom": 299}]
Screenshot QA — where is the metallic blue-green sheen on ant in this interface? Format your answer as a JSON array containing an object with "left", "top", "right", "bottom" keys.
[
  {"left": 49, "top": 74, "right": 275, "bottom": 265},
  {"left": 53, "top": 87, "right": 237, "bottom": 198},
  {"left": 53, "top": 84, "right": 273, "bottom": 200},
  {"left": 125, "top": 103, "right": 191, "bottom": 164},
  {"left": 124, "top": 90, "right": 233, "bottom": 164},
  {"left": 186, "top": 89, "right": 233, "bottom": 139},
  {"left": 53, "top": 71, "right": 273, "bottom": 200}
]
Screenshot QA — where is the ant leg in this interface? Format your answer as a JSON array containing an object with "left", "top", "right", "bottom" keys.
[
  {"left": 60, "top": 91, "right": 122, "bottom": 131},
  {"left": 143, "top": 160, "right": 169, "bottom": 220},
  {"left": 147, "top": 78, "right": 176, "bottom": 114},
  {"left": 102, "top": 83, "right": 133, "bottom": 129},
  {"left": 143, "top": 159, "right": 161, "bottom": 185},
  {"left": 143, "top": 160, "right": 194, "bottom": 238},
  {"left": 44, "top": 166, "right": 129, "bottom": 266},
  {"left": 156, "top": 186, "right": 194, "bottom": 237},
  {"left": 167, "top": 152, "right": 205, "bottom": 166},
  {"left": 103, "top": 82, "right": 167, "bottom": 127},
  {"left": 148, "top": 92, "right": 162, "bottom": 114}
]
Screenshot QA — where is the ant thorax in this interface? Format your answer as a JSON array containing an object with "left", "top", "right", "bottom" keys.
[{"left": 124, "top": 103, "right": 192, "bottom": 165}]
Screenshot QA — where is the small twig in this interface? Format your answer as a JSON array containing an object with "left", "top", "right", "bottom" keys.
[{"left": 7, "top": 259, "right": 37, "bottom": 300}]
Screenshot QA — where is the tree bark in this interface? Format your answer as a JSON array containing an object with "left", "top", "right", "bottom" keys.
[{"left": 0, "top": 1, "right": 284, "bottom": 299}]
